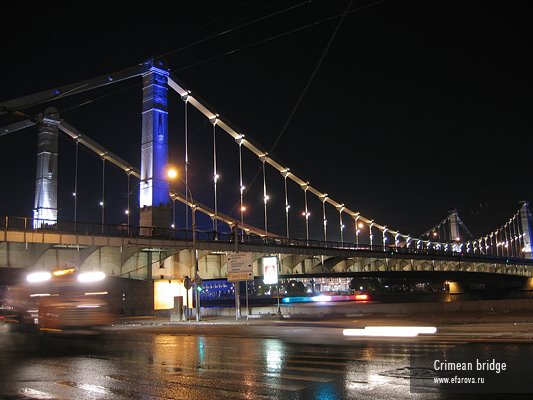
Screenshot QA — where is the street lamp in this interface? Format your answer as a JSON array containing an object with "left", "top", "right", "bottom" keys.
[{"left": 167, "top": 167, "right": 201, "bottom": 321}]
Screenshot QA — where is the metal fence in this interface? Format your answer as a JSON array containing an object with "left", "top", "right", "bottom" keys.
[{"left": 2, "top": 215, "right": 532, "bottom": 266}]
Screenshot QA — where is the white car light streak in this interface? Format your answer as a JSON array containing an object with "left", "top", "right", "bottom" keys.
[
  {"left": 77, "top": 271, "right": 105, "bottom": 283},
  {"left": 343, "top": 326, "right": 437, "bottom": 337}
]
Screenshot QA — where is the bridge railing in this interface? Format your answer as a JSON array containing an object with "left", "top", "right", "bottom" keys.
[{"left": 2, "top": 216, "right": 532, "bottom": 265}]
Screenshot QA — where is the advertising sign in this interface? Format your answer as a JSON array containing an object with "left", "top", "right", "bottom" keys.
[{"left": 262, "top": 256, "right": 279, "bottom": 285}]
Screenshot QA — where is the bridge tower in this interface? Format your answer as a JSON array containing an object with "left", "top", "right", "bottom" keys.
[
  {"left": 448, "top": 208, "right": 460, "bottom": 241},
  {"left": 33, "top": 107, "right": 59, "bottom": 228},
  {"left": 519, "top": 201, "right": 533, "bottom": 258},
  {"left": 139, "top": 58, "right": 171, "bottom": 234}
]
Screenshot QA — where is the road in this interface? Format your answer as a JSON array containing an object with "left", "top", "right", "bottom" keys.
[{"left": 1, "top": 322, "right": 532, "bottom": 399}]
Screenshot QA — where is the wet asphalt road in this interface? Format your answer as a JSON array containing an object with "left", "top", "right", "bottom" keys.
[{"left": 0, "top": 328, "right": 532, "bottom": 400}]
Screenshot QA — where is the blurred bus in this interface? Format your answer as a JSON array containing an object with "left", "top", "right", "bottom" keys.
[{"left": 7, "top": 268, "right": 114, "bottom": 335}]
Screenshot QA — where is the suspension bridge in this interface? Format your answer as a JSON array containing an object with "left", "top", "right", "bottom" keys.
[{"left": 1, "top": 58, "right": 532, "bottom": 285}]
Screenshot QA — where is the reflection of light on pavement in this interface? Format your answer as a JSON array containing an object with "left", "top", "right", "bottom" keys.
[
  {"left": 18, "top": 388, "right": 55, "bottom": 399},
  {"left": 263, "top": 340, "right": 284, "bottom": 371},
  {"left": 197, "top": 336, "right": 205, "bottom": 363},
  {"left": 368, "top": 374, "right": 389, "bottom": 384},
  {"left": 346, "top": 371, "right": 391, "bottom": 392},
  {"left": 316, "top": 382, "right": 338, "bottom": 399},
  {"left": 343, "top": 326, "right": 437, "bottom": 337},
  {"left": 78, "top": 384, "right": 109, "bottom": 394}
]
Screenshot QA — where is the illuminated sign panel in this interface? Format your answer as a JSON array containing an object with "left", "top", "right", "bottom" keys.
[
  {"left": 154, "top": 280, "right": 182, "bottom": 310},
  {"left": 262, "top": 256, "right": 279, "bottom": 285}
]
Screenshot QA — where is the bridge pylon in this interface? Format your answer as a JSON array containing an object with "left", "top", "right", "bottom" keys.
[
  {"left": 139, "top": 58, "right": 171, "bottom": 235},
  {"left": 519, "top": 201, "right": 533, "bottom": 258},
  {"left": 33, "top": 107, "right": 59, "bottom": 228}
]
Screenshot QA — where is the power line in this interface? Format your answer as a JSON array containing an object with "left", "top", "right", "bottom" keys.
[
  {"left": 173, "top": 0, "right": 387, "bottom": 73},
  {"left": 160, "top": 0, "right": 313, "bottom": 60},
  {"left": 152, "top": 0, "right": 260, "bottom": 61}
]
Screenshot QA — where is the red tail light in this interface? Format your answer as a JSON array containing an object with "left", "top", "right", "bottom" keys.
[{"left": 355, "top": 294, "right": 369, "bottom": 301}]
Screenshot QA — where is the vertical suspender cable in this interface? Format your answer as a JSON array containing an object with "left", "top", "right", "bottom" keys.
[
  {"left": 303, "top": 184, "right": 309, "bottom": 243},
  {"left": 355, "top": 215, "right": 360, "bottom": 245},
  {"left": 510, "top": 220, "right": 515, "bottom": 257},
  {"left": 126, "top": 172, "right": 130, "bottom": 235},
  {"left": 261, "top": 157, "right": 268, "bottom": 236},
  {"left": 212, "top": 118, "right": 218, "bottom": 234},
  {"left": 282, "top": 169, "right": 290, "bottom": 238},
  {"left": 237, "top": 136, "right": 245, "bottom": 235},
  {"left": 321, "top": 196, "right": 327, "bottom": 242},
  {"left": 184, "top": 96, "right": 189, "bottom": 234},
  {"left": 74, "top": 138, "right": 79, "bottom": 224},
  {"left": 101, "top": 156, "right": 106, "bottom": 233},
  {"left": 518, "top": 211, "right": 528, "bottom": 254},
  {"left": 339, "top": 206, "right": 345, "bottom": 244},
  {"left": 513, "top": 214, "right": 520, "bottom": 257},
  {"left": 495, "top": 230, "right": 500, "bottom": 256},
  {"left": 504, "top": 223, "right": 509, "bottom": 257},
  {"left": 515, "top": 215, "right": 520, "bottom": 257}
]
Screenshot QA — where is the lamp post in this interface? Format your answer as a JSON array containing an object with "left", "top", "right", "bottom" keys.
[
  {"left": 167, "top": 167, "right": 201, "bottom": 321},
  {"left": 191, "top": 203, "right": 201, "bottom": 322}
]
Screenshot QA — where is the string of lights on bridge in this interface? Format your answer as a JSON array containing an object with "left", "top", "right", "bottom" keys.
[
  {"left": 2, "top": 61, "right": 531, "bottom": 260},
  {"left": 64, "top": 66, "right": 531, "bottom": 260}
]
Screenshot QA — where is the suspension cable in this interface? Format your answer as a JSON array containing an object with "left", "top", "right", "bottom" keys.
[
  {"left": 321, "top": 194, "right": 327, "bottom": 242},
  {"left": 237, "top": 135, "right": 245, "bottom": 235},
  {"left": 212, "top": 117, "right": 219, "bottom": 234},
  {"left": 73, "top": 138, "right": 79, "bottom": 223},
  {"left": 101, "top": 156, "right": 106, "bottom": 232},
  {"left": 303, "top": 183, "right": 309, "bottom": 242},
  {"left": 282, "top": 169, "right": 290, "bottom": 238},
  {"left": 261, "top": 156, "right": 268, "bottom": 236},
  {"left": 183, "top": 94, "right": 190, "bottom": 233}
]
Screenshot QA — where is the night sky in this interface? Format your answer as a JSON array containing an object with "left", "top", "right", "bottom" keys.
[{"left": 1, "top": 0, "right": 532, "bottom": 242}]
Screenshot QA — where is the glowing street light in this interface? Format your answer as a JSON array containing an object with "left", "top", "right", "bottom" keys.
[
  {"left": 167, "top": 167, "right": 178, "bottom": 230},
  {"left": 167, "top": 168, "right": 177, "bottom": 180}
]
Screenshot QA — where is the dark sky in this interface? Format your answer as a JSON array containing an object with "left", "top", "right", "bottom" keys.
[{"left": 0, "top": 0, "right": 532, "bottom": 242}]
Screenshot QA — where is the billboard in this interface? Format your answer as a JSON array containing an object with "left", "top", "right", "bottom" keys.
[{"left": 262, "top": 256, "right": 279, "bottom": 285}]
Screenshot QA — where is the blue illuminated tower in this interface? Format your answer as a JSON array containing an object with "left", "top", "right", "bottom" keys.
[{"left": 139, "top": 58, "right": 171, "bottom": 233}]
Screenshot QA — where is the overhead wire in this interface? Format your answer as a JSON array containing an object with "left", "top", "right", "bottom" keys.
[
  {"left": 151, "top": 0, "right": 260, "bottom": 61},
  {"left": 159, "top": 0, "right": 313, "bottom": 60},
  {"left": 173, "top": 0, "right": 387, "bottom": 73},
  {"left": 234, "top": 0, "right": 359, "bottom": 202}
]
